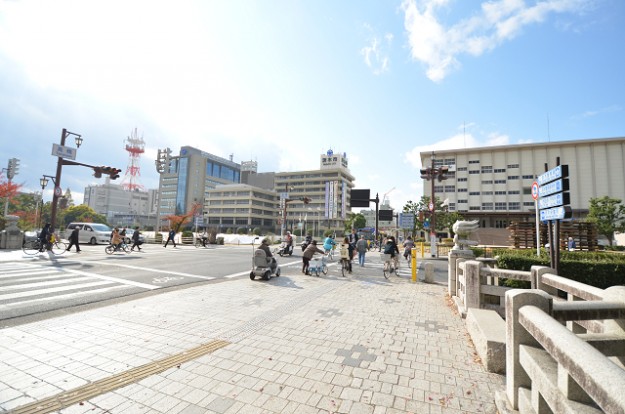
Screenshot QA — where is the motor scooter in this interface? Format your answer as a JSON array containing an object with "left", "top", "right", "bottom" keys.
[
  {"left": 250, "top": 237, "right": 281, "bottom": 281},
  {"left": 277, "top": 242, "right": 293, "bottom": 256}
]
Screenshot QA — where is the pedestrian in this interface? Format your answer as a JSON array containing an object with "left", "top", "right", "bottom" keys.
[
  {"left": 356, "top": 235, "right": 368, "bottom": 266},
  {"left": 302, "top": 240, "right": 324, "bottom": 275},
  {"left": 568, "top": 236, "right": 576, "bottom": 251},
  {"left": 131, "top": 226, "right": 143, "bottom": 251},
  {"left": 164, "top": 228, "right": 177, "bottom": 248},
  {"left": 66, "top": 225, "right": 81, "bottom": 253},
  {"left": 403, "top": 236, "right": 415, "bottom": 263},
  {"left": 348, "top": 228, "right": 358, "bottom": 260},
  {"left": 339, "top": 237, "right": 353, "bottom": 274}
]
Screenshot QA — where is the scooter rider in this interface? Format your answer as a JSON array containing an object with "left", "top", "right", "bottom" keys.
[
  {"left": 258, "top": 238, "right": 278, "bottom": 273},
  {"left": 284, "top": 231, "right": 294, "bottom": 255}
]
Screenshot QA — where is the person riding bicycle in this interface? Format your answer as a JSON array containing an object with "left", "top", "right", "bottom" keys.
[
  {"left": 339, "top": 237, "right": 353, "bottom": 274},
  {"left": 402, "top": 236, "right": 415, "bottom": 262},
  {"left": 200, "top": 229, "right": 209, "bottom": 247},
  {"left": 323, "top": 235, "right": 336, "bottom": 254},
  {"left": 39, "top": 223, "right": 52, "bottom": 252},
  {"left": 111, "top": 227, "right": 123, "bottom": 251},
  {"left": 383, "top": 236, "right": 400, "bottom": 272}
]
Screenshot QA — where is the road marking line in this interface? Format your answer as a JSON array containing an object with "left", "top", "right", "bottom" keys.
[
  {"left": 0, "top": 285, "right": 129, "bottom": 309},
  {"left": 78, "top": 261, "right": 216, "bottom": 281},
  {"left": 63, "top": 268, "right": 160, "bottom": 289},
  {"left": 0, "top": 276, "right": 92, "bottom": 292},
  {"left": 1, "top": 281, "right": 115, "bottom": 300}
]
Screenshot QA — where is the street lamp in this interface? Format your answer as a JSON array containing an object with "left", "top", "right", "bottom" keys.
[
  {"left": 420, "top": 153, "right": 449, "bottom": 257},
  {"left": 49, "top": 128, "right": 83, "bottom": 232}
]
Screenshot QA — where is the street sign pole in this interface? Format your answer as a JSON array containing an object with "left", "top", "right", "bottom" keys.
[{"left": 532, "top": 181, "right": 540, "bottom": 256}]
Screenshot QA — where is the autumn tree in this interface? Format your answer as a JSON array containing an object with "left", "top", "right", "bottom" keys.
[{"left": 162, "top": 202, "right": 202, "bottom": 232}]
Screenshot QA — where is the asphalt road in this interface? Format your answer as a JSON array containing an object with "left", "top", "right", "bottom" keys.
[{"left": 0, "top": 243, "right": 302, "bottom": 326}]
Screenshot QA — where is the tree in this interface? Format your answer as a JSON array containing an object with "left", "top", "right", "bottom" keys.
[
  {"left": 343, "top": 213, "right": 366, "bottom": 233},
  {"left": 0, "top": 177, "right": 23, "bottom": 230},
  {"left": 402, "top": 196, "right": 463, "bottom": 238},
  {"left": 586, "top": 196, "right": 625, "bottom": 246},
  {"left": 162, "top": 202, "right": 201, "bottom": 232},
  {"left": 62, "top": 205, "right": 107, "bottom": 226}
]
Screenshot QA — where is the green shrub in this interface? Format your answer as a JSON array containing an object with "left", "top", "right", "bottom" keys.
[
  {"left": 182, "top": 230, "right": 193, "bottom": 238},
  {"left": 216, "top": 237, "right": 224, "bottom": 245}
]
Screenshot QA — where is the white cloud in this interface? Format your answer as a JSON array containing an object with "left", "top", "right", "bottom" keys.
[
  {"left": 361, "top": 25, "right": 393, "bottom": 75},
  {"left": 401, "top": 0, "right": 588, "bottom": 81}
]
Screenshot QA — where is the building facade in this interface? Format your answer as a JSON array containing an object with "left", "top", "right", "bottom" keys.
[
  {"left": 156, "top": 146, "right": 241, "bottom": 230},
  {"left": 421, "top": 137, "right": 625, "bottom": 229},
  {"left": 204, "top": 150, "right": 356, "bottom": 236},
  {"left": 83, "top": 179, "right": 158, "bottom": 228}
]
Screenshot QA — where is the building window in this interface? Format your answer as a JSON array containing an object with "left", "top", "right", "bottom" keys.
[
  {"left": 457, "top": 167, "right": 468, "bottom": 172},
  {"left": 494, "top": 179, "right": 506, "bottom": 184},
  {"left": 522, "top": 174, "right": 535, "bottom": 179},
  {"left": 523, "top": 202, "right": 534, "bottom": 207},
  {"left": 481, "top": 203, "right": 493, "bottom": 210},
  {"left": 469, "top": 206, "right": 481, "bottom": 210},
  {"left": 494, "top": 168, "right": 506, "bottom": 173},
  {"left": 457, "top": 177, "right": 467, "bottom": 182},
  {"left": 481, "top": 180, "right": 493, "bottom": 185},
  {"left": 458, "top": 188, "right": 467, "bottom": 192},
  {"left": 508, "top": 190, "right": 520, "bottom": 195},
  {"left": 458, "top": 199, "right": 468, "bottom": 203},
  {"left": 481, "top": 166, "right": 493, "bottom": 173},
  {"left": 482, "top": 191, "right": 493, "bottom": 195},
  {"left": 509, "top": 202, "right": 521, "bottom": 210},
  {"left": 507, "top": 176, "right": 519, "bottom": 180},
  {"left": 469, "top": 160, "right": 480, "bottom": 164},
  {"left": 444, "top": 185, "right": 455, "bottom": 192},
  {"left": 469, "top": 191, "right": 480, "bottom": 195},
  {"left": 495, "top": 190, "right": 506, "bottom": 195},
  {"left": 507, "top": 164, "right": 519, "bottom": 169},
  {"left": 448, "top": 202, "right": 456, "bottom": 211},
  {"left": 469, "top": 170, "right": 480, "bottom": 174},
  {"left": 495, "top": 202, "right": 507, "bottom": 211}
]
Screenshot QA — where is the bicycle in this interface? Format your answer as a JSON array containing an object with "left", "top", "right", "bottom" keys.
[
  {"left": 325, "top": 245, "right": 336, "bottom": 261},
  {"left": 339, "top": 257, "right": 351, "bottom": 277},
  {"left": 381, "top": 253, "right": 396, "bottom": 279},
  {"left": 23, "top": 237, "right": 67, "bottom": 256},
  {"left": 195, "top": 237, "right": 209, "bottom": 248},
  {"left": 105, "top": 242, "right": 131, "bottom": 255}
]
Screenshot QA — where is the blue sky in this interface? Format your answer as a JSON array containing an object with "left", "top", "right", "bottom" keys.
[{"left": 1, "top": 0, "right": 623, "bottom": 211}]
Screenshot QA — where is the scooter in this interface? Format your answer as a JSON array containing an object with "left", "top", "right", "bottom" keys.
[
  {"left": 278, "top": 242, "right": 293, "bottom": 257},
  {"left": 250, "top": 237, "right": 281, "bottom": 281}
]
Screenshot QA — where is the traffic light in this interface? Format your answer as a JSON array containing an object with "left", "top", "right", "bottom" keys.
[
  {"left": 93, "top": 166, "right": 103, "bottom": 178},
  {"left": 99, "top": 166, "right": 122, "bottom": 180},
  {"left": 7, "top": 158, "right": 19, "bottom": 180}
]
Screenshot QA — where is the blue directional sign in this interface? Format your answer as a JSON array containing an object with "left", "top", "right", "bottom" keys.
[
  {"left": 540, "top": 206, "right": 572, "bottom": 221},
  {"left": 537, "top": 164, "right": 571, "bottom": 222},
  {"left": 399, "top": 213, "right": 415, "bottom": 229}
]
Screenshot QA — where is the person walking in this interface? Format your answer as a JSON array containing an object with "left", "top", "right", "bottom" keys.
[
  {"left": 302, "top": 240, "right": 324, "bottom": 275},
  {"left": 348, "top": 228, "right": 358, "bottom": 260},
  {"left": 356, "top": 235, "right": 368, "bottom": 267},
  {"left": 66, "top": 225, "right": 81, "bottom": 253},
  {"left": 130, "top": 226, "right": 143, "bottom": 251},
  {"left": 339, "top": 237, "right": 353, "bottom": 274},
  {"left": 164, "top": 229, "right": 177, "bottom": 248}
]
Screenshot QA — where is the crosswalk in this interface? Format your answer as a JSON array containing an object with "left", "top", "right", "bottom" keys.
[{"left": 0, "top": 262, "right": 157, "bottom": 320}]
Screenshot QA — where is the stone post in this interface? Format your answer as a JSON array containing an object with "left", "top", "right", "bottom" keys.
[
  {"left": 0, "top": 215, "right": 23, "bottom": 249},
  {"left": 464, "top": 260, "right": 482, "bottom": 311},
  {"left": 505, "top": 289, "right": 553, "bottom": 410},
  {"left": 448, "top": 248, "right": 474, "bottom": 296}
]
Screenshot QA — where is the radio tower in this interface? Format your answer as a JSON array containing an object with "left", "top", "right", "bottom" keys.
[{"left": 121, "top": 128, "right": 145, "bottom": 191}]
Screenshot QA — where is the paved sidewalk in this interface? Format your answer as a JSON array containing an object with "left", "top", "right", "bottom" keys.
[{"left": 0, "top": 257, "right": 504, "bottom": 413}]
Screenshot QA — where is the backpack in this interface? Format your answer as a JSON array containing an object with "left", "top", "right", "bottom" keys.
[{"left": 383, "top": 243, "right": 394, "bottom": 254}]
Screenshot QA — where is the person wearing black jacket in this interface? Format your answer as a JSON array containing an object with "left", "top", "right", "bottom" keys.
[
  {"left": 66, "top": 225, "right": 81, "bottom": 253},
  {"left": 131, "top": 226, "right": 143, "bottom": 251}
]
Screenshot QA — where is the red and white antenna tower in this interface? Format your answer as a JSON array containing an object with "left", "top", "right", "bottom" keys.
[{"left": 121, "top": 128, "right": 145, "bottom": 191}]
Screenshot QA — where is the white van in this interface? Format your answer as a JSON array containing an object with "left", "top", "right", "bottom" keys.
[{"left": 66, "top": 223, "right": 112, "bottom": 245}]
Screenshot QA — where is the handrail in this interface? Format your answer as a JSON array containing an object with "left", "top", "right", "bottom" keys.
[{"left": 519, "top": 305, "right": 625, "bottom": 413}]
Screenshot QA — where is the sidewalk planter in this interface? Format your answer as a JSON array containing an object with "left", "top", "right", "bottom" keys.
[{"left": 181, "top": 236, "right": 194, "bottom": 244}]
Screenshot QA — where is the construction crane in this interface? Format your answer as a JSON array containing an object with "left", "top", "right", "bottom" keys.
[{"left": 382, "top": 187, "right": 395, "bottom": 206}]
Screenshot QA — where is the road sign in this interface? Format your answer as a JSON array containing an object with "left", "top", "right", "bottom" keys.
[
  {"left": 540, "top": 206, "right": 572, "bottom": 221},
  {"left": 531, "top": 181, "right": 539, "bottom": 200},
  {"left": 54, "top": 186, "right": 62, "bottom": 197},
  {"left": 51, "top": 143, "right": 77, "bottom": 160},
  {"left": 538, "top": 192, "right": 570, "bottom": 210},
  {"left": 399, "top": 213, "right": 415, "bottom": 229},
  {"left": 537, "top": 165, "right": 568, "bottom": 186},
  {"left": 538, "top": 178, "right": 569, "bottom": 197},
  {"left": 428, "top": 202, "right": 434, "bottom": 211}
]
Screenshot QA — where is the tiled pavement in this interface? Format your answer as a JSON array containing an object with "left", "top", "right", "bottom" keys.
[{"left": 0, "top": 258, "right": 505, "bottom": 413}]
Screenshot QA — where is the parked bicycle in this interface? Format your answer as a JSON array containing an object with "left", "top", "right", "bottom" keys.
[{"left": 23, "top": 235, "right": 67, "bottom": 256}]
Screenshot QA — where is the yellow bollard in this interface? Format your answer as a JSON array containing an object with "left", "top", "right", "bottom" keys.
[
  {"left": 420, "top": 241, "right": 425, "bottom": 257},
  {"left": 411, "top": 247, "right": 417, "bottom": 282}
]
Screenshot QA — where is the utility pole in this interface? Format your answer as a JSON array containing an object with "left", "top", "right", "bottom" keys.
[{"left": 420, "top": 153, "right": 449, "bottom": 257}]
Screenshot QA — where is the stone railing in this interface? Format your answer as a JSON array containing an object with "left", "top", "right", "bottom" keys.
[
  {"left": 501, "top": 287, "right": 625, "bottom": 413},
  {"left": 449, "top": 259, "right": 625, "bottom": 413}
]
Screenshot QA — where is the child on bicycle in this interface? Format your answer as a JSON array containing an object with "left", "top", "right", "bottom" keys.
[{"left": 323, "top": 235, "right": 336, "bottom": 255}]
